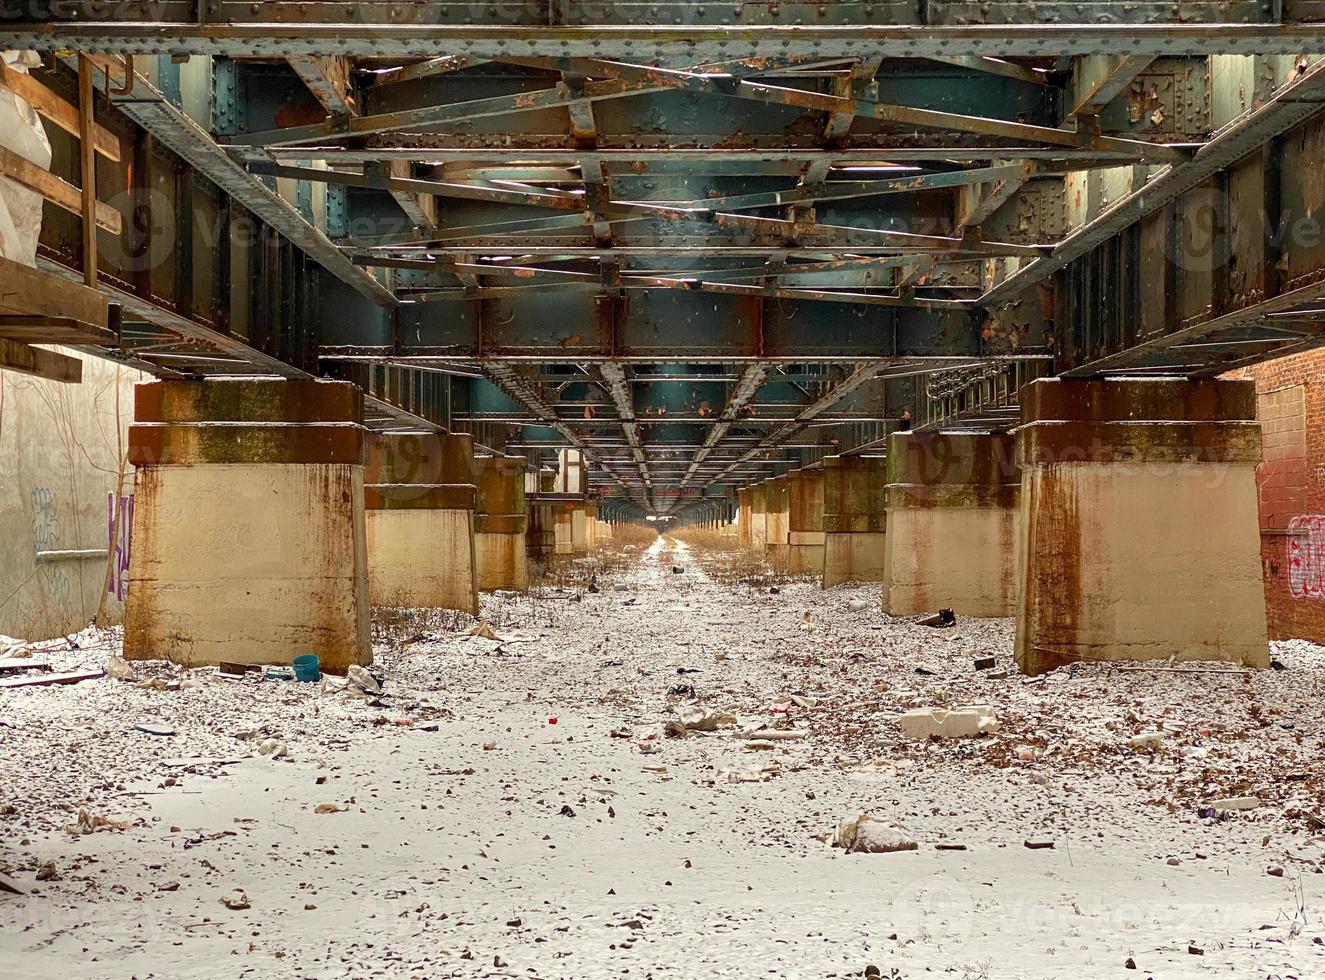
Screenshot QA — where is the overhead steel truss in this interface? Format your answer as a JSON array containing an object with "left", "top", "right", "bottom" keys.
[{"left": 11, "top": 9, "right": 1325, "bottom": 512}]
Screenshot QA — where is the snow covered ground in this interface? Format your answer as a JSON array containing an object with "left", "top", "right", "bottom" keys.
[{"left": 1, "top": 535, "right": 1323, "bottom": 979}]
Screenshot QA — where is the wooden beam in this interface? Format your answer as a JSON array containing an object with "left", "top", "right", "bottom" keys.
[
  {"left": 0, "top": 315, "right": 118, "bottom": 344},
  {"left": 0, "top": 254, "right": 108, "bottom": 325},
  {"left": 0, "top": 60, "right": 120, "bottom": 162},
  {"left": 78, "top": 54, "right": 97, "bottom": 287},
  {"left": 0, "top": 144, "right": 121, "bottom": 234},
  {"left": 0, "top": 337, "right": 82, "bottom": 383}
]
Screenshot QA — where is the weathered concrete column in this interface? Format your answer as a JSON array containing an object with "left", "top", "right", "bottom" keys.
[
  {"left": 764, "top": 477, "right": 790, "bottom": 560},
  {"left": 883, "top": 431, "right": 1019, "bottom": 617},
  {"left": 586, "top": 500, "right": 600, "bottom": 548},
  {"left": 571, "top": 500, "right": 596, "bottom": 554},
  {"left": 123, "top": 378, "right": 370, "bottom": 672},
  {"left": 365, "top": 431, "right": 478, "bottom": 613},
  {"left": 737, "top": 486, "right": 752, "bottom": 548},
  {"left": 822, "top": 454, "right": 888, "bottom": 588},
  {"left": 526, "top": 501, "right": 556, "bottom": 563},
  {"left": 554, "top": 502, "right": 574, "bottom": 555},
  {"left": 1015, "top": 378, "right": 1269, "bottom": 674},
  {"left": 475, "top": 455, "right": 529, "bottom": 591},
  {"left": 787, "top": 468, "right": 825, "bottom": 574},
  {"left": 748, "top": 482, "right": 768, "bottom": 551}
]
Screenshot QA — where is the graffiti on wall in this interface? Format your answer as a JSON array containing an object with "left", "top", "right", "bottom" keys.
[
  {"left": 30, "top": 486, "right": 71, "bottom": 611},
  {"left": 107, "top": 492, "right": 133, "bottom": 602},
  {"left": 1288, "top": 515, "right": 1325, "bottom": 599}
]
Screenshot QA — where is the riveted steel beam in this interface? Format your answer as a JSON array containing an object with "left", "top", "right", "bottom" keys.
[
  {"left": 11, "top": 25, "right": 1325, "bottom": 61},
  {"left": 982, "top": 57, "right": 1325, "bottom": 306},
  {"left": 88, "top": 63, "right": 394, "bottom": 307},
  {"left": 481, "top": 362, "right": 635, "bottom": 494},
  {"left": 681, "top": 364, "right": 769, "bottom": 487}
]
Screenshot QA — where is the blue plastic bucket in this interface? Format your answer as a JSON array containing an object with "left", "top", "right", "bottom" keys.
[{"left": 292, "top": 654, "right": 321, "bottom": 682}]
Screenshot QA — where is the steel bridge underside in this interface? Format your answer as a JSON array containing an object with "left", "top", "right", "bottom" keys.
[{"left": 8, "top": 3, "right": 1325, "bottom": 515}]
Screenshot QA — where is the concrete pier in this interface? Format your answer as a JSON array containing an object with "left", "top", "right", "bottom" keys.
[
  {"left": 787, "top": 468, "right": 826, "bottom": 575},
  {"left": 748, "top": 482, "right": 768, "bottom": 552},
  {"left": 822, "top": 454, "right": 888, "bottom": 588},
  {"left": 525, "top": 468, "right": 558, "bottom": 563},
  {"left": 122, "top": 378, "right": 370, "bottom": 672},
  {"left": 763, "top": 476, "right": 790, "bottom": 561},
  {"left": 883, "top": 431, "right": 1019, "bottom": 618},
  {"left": 737, "top": 486, "right": 752, "bottom": 549},
  {"left": 365, "top": 431, "right": 478, "bottom": 613},
  {"left": 1015, "top": 378, "right": 1269, "bottom": 674},
  {"left": 475, "top": 454, "right": 529, "bottom": 591}
]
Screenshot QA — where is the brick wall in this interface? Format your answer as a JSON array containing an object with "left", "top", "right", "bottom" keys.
[{"left": 1229, "top": 348, "right": 1325, "bottom": 641}]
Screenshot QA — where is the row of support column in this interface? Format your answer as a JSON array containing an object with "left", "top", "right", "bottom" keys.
[
  {"left": 729, "top": 377, "right": 1271, "bottom": 674},
  {"left": 121, "top": 378, "right": 593, "bottom": 675}
]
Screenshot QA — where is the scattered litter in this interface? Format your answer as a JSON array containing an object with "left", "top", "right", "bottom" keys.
[
  {"left": 833, "top": 813, "right": 917, "bottom": 854},
  {"left": 1128, "top": 732, "right": 1163, "bottom": 749},
  {"left": 918, "top": 609, "right": 957, "bottom": 628},
  {"left": 292, "top": 654, "right": 321, "bottom": 683},
  {"left": 106, "top": 656, "right": 136, "bottom": 681},
  {"left": 731, "top": 728, "right": 806, "bottom": 741},
  {"left": 1024, "top": 840, "right": 1055, "bottom": 850},
  {"left": 35, "top": 862, "right": 59, "bottom": 881},
  {"left": 467, "top": 621, "right": 501, "bottom": 640},
  {"left": 846, "top": 599, "right": 871, "bottom": 613},
  {"left": 1208, "top": 796, "right": 1260, "bottom": 811},
  {"left": 256, "top": 738, "right": 288, "bottom": 759},
  {"left": 768, "top": 694, "right": 818, "bottom": 710},
  {"left": 314, "top": 802, "right": 348, "bottom": 814},
  {"left": 65, "top": 808, "right": 131, "bottom": 835},
  {"left": 671, "top": 704, "right": 736, "bottom": 734},
  {"left": 0, "top": 668, "right": 104, "bottom": 689},
  {"left": 0, "top": 658, "right": 50, "bottom": 674},
  {"left": 973, "top": 655, "right": 996, "bottom": 670},
  {"left": 218, "top": 661, "right": 258, "bottom": 676},
  {"left": 220, "top": 889, "right": 251, "bottom": 910},
  {"left": 134, "top": 722, "right": 176, "bottom": 737},
  {"left": 897, "top": 705, "right": 1000, "bottom": 739},
  {"left": 716, "top": 763, "right": 780, "bottom": 783},
  {"left": 346, "top": 664, "right": 382, "bottom": 696},
  {"left": 136, "top": 677, "right": 179, "bottom": 692}
]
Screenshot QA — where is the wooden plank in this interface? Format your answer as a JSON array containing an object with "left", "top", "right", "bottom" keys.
[
  {"left": 0, "top": 337, "right": 83, "bottom": 383},
  {"left": 0, "top": 659, "right": 52, "bottom": 673},
  {"left": 0, "top": 667, "right": 103, "bottom": 688},
  {"left": 0, "top": 61, "right": 121, "bottom": 162},
  {"left": 0, "top": 255, "right": 107, "bottom": 325},
  {"left": 0, "top": 315, "right": 117, "bottom": 345},
  {"left": 0, "top": 144, "right": 122, "bottom": 234},
  {"left": 78, "top": 55, "right": 97, "bottom": 287}
]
